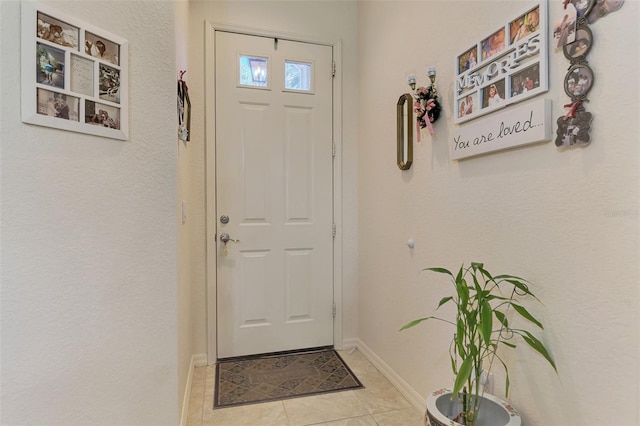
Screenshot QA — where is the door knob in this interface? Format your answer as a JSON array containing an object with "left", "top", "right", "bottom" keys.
[{"left": 219, "top": 233, "right": 239, "bottom": 243}]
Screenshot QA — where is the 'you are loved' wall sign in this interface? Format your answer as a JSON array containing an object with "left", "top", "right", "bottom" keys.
[{"left": 451, "top": 98, "right": 552, "bottom": 160}]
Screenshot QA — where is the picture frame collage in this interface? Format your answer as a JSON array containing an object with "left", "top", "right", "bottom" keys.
[
  {"left": 454, "top": 1, "right": 548, "bottom": 124},
  {"left": 21, "top": 2, "right": 128, "bottom": 140},
  {"left": 554, "top": 0, "right": 606, "bottom": 148},
  {"left": 558, "top": 0, "right": 595, "bottom": 101}
]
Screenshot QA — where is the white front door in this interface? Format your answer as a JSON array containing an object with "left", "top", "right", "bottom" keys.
[{"left": 215, "top": 31, "right": 334, "bottom": 359}]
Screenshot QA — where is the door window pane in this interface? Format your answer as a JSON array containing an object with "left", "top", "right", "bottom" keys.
[
  {"left": 285, "top": 60, "right": 312, "bottom": 91},
  {"left": 239, "top": 55, "right": 268, "bottom": 87}
]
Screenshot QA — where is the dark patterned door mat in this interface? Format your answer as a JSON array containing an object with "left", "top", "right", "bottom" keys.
[{"left": 214, "top": 346, "right": 363, "bottom": 408}]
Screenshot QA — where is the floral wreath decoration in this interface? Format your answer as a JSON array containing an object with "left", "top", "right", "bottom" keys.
[{"left": 413, "top": 85, "right": 441, "bottom": 141}]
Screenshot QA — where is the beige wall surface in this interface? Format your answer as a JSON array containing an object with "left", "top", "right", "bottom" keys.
[
  {"left": 3, "top": 0, "right": 639, "bottom": 424},
  {"left": 1, "top": 1, "right": 179, "bottom": 424},
  {"left": 357, "top": 1, "right": 639, "bottom": 425},
  {"left": 176, "top": 0, "right": 193, "bottom": 417}
]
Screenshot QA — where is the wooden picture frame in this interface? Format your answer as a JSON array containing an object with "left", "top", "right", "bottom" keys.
[{"left": 22, "top": 1, "right": 128, "bottom": 140}]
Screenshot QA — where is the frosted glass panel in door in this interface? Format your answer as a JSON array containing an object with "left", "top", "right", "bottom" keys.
[{"left": 285, "top": 60, "right": 312, "bottom": 92}]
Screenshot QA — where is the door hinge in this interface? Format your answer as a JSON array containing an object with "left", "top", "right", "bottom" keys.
[
  {"left": 332, "top": 223, "right": 336, "bottom": 238},
  {"left": 332, "top": 302, "right": 336, "bottom": 318},
  {"left": 332, "top": 61, "right": 336, "bottom": 78},
  {"left": 332, "top": 143, "right": 336, "bottom": 158}
]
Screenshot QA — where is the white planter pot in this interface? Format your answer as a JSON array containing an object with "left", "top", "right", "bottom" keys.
[{"left": 425, "top": 388, "right": 521, "bottom": 426}]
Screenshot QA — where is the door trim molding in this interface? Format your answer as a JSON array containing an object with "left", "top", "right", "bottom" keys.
[{"left": 204, "top": 21, "right": 344, "bottom": 364}]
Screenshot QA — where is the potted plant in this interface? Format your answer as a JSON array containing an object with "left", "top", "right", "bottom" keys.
[{"left": 400, "top": 262, "right": 556, "bottom": 426}]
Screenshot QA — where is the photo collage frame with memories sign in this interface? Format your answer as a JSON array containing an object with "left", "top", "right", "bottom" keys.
[{"left": 454, "top": 1, "right": 548, "bottom": 125}]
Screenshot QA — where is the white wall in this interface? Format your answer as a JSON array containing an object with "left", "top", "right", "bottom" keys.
[
  {"left": 3, "top": 1, "right": 637, "bottom": 424},
  {"left": 357, "top": 1, "right": 639, "bottom": 425},
  {"left": 0, "top": 1, "right": 180, "bottom": 424},
  {"left": 186, "top": 0, "right": 360, "bottom": 355}
]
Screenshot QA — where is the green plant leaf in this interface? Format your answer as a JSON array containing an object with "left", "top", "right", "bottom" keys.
[
  {"left": 494, "top": 310, "right": 509, "bottom": 327},
  {"left": 453, "top": 355, "right": 473, "bottom": 396},
  {"left": 399, "top": 317, "right": 431, "bottom": 331},
  {"left": 477, "top": 264, "right": 494, "bottom": 282},
  {"left": 467, "top": 310, "right": 476, "bottom": 329},
  {"left": 486, "top": 294, "right": 510, "bottom": 302},
  {"left": 494, "top": 355, "right": 511, "bottom": 397},
  {"left": 479, "top": 300, "right": 492, "bottom": 346},
  {"left": 437, "top": 296, "right": 454, "bottom": 309},
  {"left": 503, "top": 278, "right": 540, "bottom": 301},
  {"left": 455, "top": 265, "right": 464, "bottom": 283},
  {"left": 512, "top": 303, "right": 544, "bottom": 329},
  {"left": 472, "top": 272, "right": 483, "bottom": 294},
  {"left": 456, "top": 322, "right": 465, "bottom": 354},
  {"left": 450, "top": 352, "right": 457, "bottom": 375},
  {"left": 423, "top": 267, "right": 454, "bottom": 278},
  {"left": 458, "top": 279, "right": 470, "bottom": 307},
  {"left": 494, "top": 273, "right": 529, "bottom": 283},
  {"left": 470, "top": 262, "right": 484, "bottom": 272},
  {"left": 521, "top": 330, "right": 557, "bottom": 373}
]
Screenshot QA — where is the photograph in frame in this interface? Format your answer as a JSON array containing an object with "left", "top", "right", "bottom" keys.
[
  {"left": 563, "top": 25, "right": 592, "bottom": 60},
  {"left": 85, "top": 100, "right": 120, "bottom": 129},
  {"left": 482, "top": 79, "right": 506, "bottom": 109},
  {"left": 85, "top": 31, "right": 120, "bottom": 66},
  {"left": 458, "top": 92, "right": 476, "bottom": 119},
  {"left": 70, "top": 54, "right": 94, "bottom": 96},
  {"left": 510, "top": 63, "right": 540, "bottom": 97},
  {"left": 564, "top": 64, "right": 593, "bottom": 98},
  {"left": 36, "top": 42, "right": 65, "bottom": 89},
  {"left": 458, "top": 98, "right": 466, "bottom": 119},
  {"left": 572, "top": 0, "right": 594, "bottom": 19},
  {"left": 99, "top": 64, "right": 120, "bottom": 104},
  {"left": 37, "top": 88, "right": 80, "bottom": 121},
  {"left": 481, "top": 27, "right": 506, "bottom": 61},
  {"left": 554, "top": 3, "right": 577, "bottom": 49},
  {"left": 37, "top": 11, "right": 79, "bottom": 50},
  {"left": 555, "top": 110, "right": 593, "bottom": 147},
  {"left": 458, "top": 46, "right": 478, "bottom": 74},
  {"left": 510, "top": 5, "right": 541, "bottom": 44},
  {"left": 587, "top": 0, "right": 624, "bottom": 24}
]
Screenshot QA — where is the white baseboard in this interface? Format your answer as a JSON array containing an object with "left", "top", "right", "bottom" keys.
[
  {"left": 355, "top": 339, "right": 426, "bottom": 413},
  {"left": 193, "top": 353, "right": 208, "bottom": 367},
  {"left": 341, "top": 337, "right": 358, "bottom": 351},
  {"left": 179, "top": 355, "right": 196, "bottom": 426},
  {"left": 180, "top": 353, "right": 208, "bottom": 426}
]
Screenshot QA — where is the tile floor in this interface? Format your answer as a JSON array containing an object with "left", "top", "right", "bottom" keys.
[{"left": 186, "top": 349, "right": 425, "bottom": 426}]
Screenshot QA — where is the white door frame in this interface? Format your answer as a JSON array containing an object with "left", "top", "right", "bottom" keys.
[{"left": 204, "top": 21, "right": 344, "bottom": 365}]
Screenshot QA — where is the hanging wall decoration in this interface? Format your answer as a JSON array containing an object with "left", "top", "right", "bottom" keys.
[
  {"left": 178, "top": 70, "right": 191, "bottom": 142},
  {"left": 554, "top": 0, "right": 624, "bottom": 148},
  {"left": 449, "top": 1, "right": 553, "bottom": 160},
  {"left": 406, "top": 67, "right": 441, "bottom": 142},
  {"left": 454, "top": 1, "right": 549, "bottom": 124},
  {"left": 21, "top": 2, "right": 129, "bottom": 140}
]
